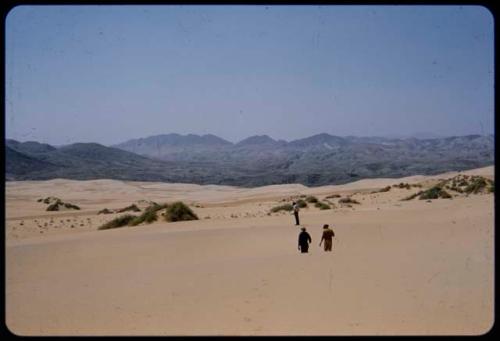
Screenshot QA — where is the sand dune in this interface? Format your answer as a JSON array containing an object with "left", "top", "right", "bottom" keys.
[{"left": 5, "top": 166, "right": 494, "bottom": 335}]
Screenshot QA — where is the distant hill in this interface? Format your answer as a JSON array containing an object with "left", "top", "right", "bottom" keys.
[{"left": 6, "top": 133, "right": 495, "bottom": 186}]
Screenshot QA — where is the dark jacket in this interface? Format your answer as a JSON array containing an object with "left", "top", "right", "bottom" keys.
[{"left": 298, "top": 231, "right": 312, "bottom": 246}]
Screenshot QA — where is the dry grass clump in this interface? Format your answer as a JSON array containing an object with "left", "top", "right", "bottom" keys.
[
  {"left": 393, "top": 183, "right": 411, "bottom": 190},
  {"left": 314, "top": 201, "right": 331, "bottom": 210},
  {"left": 325, "top": 194, "right": 341, "bottom": 199},
  {"left": 296, "top": 199, "right": 308, "bottom": 208},
  {"left": 130, "top": 202, "right": 169, "bottom": 226},
  {"left": 339, "top": 197, "right": 360, "bottom": 204},
  {"left": 45, "top": 198, "right": 80, "bottom": 211},
  {"left": 117, "top": 204, "right": 141, "bottom": 213},
  {"left": 98, "top": 208, "right": 113, "bottom": 214},
  {"left": 38, "top": 196, "right": 61, "bottom": 204},
  {"left": 164, "top": 201, "right": 198, "bottom": 222},
  {"left": 372, "top": 186, "right": 391, "bottom": 194},
  {"left": 98, "top": 214, "right": 137, "bottom": 230},
  {"left": 464, "top": 176, "right": 494, "bottom": 194},
  {"left": 305, "top": 196, "right": 319, "bottom": 203},
  {"left": 418, "top": 186, "right": 452, "bottom": 200},
  {"left": 401, "top": 191, "right": 424, "bottom": 201}
]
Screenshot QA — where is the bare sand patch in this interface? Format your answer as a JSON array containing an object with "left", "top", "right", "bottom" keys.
[{"left": 5, "top": 166, "right": 494, "bottom": 335}]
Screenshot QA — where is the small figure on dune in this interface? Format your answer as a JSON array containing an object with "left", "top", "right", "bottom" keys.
[
  {"left": 298, "top": 227, "right": 312, "bottom": 253},
  {"left": 292, "top": 201, "right": 300, "bottom": 225},
  {"left": 319, "top": 224, "right": 335, "bottom": 252}
]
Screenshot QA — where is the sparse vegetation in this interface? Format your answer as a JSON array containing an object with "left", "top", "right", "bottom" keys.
[
  {"left": 305, "top": 196, "right": 319, "bottom": 203},
  {"left": 98, "top": 208, "right": 113, "bottom": 214},
  {"left": 315, "top": 201, "right": 331, "bottom": 210},
  {"left": 419, "top": 186, "right": 452, "bottom": 200},
  {"left": 401, "top": 191, "right": 424, "bottom": 201},
  {"left": 339, "top": 197, "right": 360, "bottom": 204},
  {"left": 464, "top": 176, "right": 492, "bottom": 194},
  {"left": 98, "top": 214, "right": 137, "bottom": 230},
  {"left": 117, "top": 204, "right": 141, "bottom": 213},
  {"left": 393, "top": 182, "right": 411, "bottom": 190},
  {"left": 325, "top": 194, "right": 341, "bottom": 199},
  {"left": 42, "top": 196, "right": 61, "bottom": 204},
  {"left": 296, "top": 199, "right": 308, "bottom": 208},
  {"left": 373, "top": 186, "right": 391, "bottom": 193},
  {"left": 45, "top": 198, "right": 80, "bottom": 211},
  {"left": 64, "top": 203, "right": 80, "bottom": 210},
  {"left": 130, "top": 203, "right": 169, "bottom": 226},
  {"left": 164, "top": 201, "right": 198, "bottom": 222},
  {"left": 270, "top": 203, "right": 293, "bottom": 213}
]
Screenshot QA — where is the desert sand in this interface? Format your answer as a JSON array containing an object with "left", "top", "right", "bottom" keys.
[{"left": 5, "top": 166, "right": 494, "bottom": 335}]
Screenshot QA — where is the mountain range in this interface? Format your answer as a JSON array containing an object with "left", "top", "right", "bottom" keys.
[{"left": 6, "top": 133, "right": 494, "bottom": 187}]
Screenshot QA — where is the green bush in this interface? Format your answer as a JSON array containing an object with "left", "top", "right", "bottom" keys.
[
  {"left": 165, "top": 201, "right": 199, "bottom": 222},
  {"left": 419, "top": 186, "right": 452, "bottom": 200},
  {"left": 305, "top": 196, "right": 318, "bottom": 203},
  {"left": 130, "top": 203, "right": 169, "bottom": 226},
  {"left": 464, "top": 177, "right": 490, "bottom": 194},
  {"left": 339, "top": 197, "right": 360, "bottom": 204},
  {"left": 64, "top": 203, "right": 80, "bottom": 210},
  {"left": 315, "top": 201, "right": 331, "bottom": 210},
  {"left": 270, "top": 203, "right": 293, "bottom": 213},
  {"left": 46, "top": 202, "right": 60, "bottom": 211},
  {"left": 296, "top": 199, "right": 308, "bottom": 208},
  {"left": 98, "top": 214, "right": 137, "bottom": 230}
]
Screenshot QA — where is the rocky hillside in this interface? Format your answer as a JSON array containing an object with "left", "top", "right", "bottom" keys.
[{"left": 6, "top": 133, "right": 494, "bottom": 187}]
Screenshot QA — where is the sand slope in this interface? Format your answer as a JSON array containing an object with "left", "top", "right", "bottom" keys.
[{"left": 5, "top": 166, "right": 494, "bottom": 335}]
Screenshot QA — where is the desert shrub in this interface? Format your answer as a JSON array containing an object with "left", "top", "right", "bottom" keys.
[
  {"left": 270, "top": 203, "right": 293, "bottom": 213},
  {"left": 419, "top": 186, "right": 452, "bottom": 200},
  {"left": 64, "top": 203, "right": 80, "bottom": 210},
  {"left": 315, "top": 201, "right": 331, "bottom": 210},
  {"left": 117, "top": 204, "right": 141, "bottom": 213},
  {"left": 165, "top": 201, "right": 198, "bottom": 222},
  {"left": 325, "top": 194, "right": 341, "bottom": 199},
  {"left": 42, "top": 196, "right": 60, "bottom": 204},
  {"left": 98, "top": 208, "right": 113, "bottom": 214},
  {"left": 393, "top": 183, "right": 411, "bottom": 189},
  {"left": 489, "top": 181, "right": 494, "bottom": 193},
  {"left": 305, "top": 196, "right": 319, "bottom": 203},
  {"left": 339, "top": 197, "right": 360, "bottom": 204},
  {"left": 130, "top": 203, "right": 169, "bottom": 226},
  {"left": 37, "top": 198, "right": 43, "bottom": 202},
  {"left": 296, "top": 199, "right": 308, "bottom": 208},
  {"left": 98, "top": 214, "right": 137, "bottom": 230},
  {"left": 46, "top": 202, "right": 60, "bottom": 211},
  {"left": 464, "top": 177, "right": 490, "bottom": 194},
  {"left": 411, "top": 184, "right": 422, "bottom": 188},
  {"left": 378, "top": 186, "right": 391, "bottom": 193}
]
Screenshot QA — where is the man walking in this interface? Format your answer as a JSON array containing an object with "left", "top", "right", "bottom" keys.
[
  {"left": 298, "top": 227, "right": 312, "bottom": 253},
  {"left": 319, "top": 224, "right": 335, "bottom": 252},
  {"left": 292, "top": 201, "right": 300, "bottom": 225}
]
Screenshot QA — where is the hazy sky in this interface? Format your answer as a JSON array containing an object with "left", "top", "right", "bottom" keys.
[{"left": 5, "top": 5, "right": 494, "bottom": 145}]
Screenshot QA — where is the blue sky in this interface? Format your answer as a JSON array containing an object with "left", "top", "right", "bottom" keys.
[{"left": 5, "top": 5, "right": 494, "bottom": 145}]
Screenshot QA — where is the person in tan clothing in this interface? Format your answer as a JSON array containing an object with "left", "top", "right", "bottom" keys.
[{"left": 319, "top": 224, "right": 335, "bottom": 251}]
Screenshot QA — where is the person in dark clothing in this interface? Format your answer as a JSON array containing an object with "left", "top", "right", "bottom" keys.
[
  {"left": 292, "top": 201, "right": 300, "bottom": 225},
  {"left": 319, "top": 224, "right": 335, "bottom": 252},
  {"left": 298, "top": 227, "right": 312, "bottom": 253}
]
